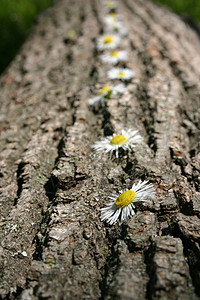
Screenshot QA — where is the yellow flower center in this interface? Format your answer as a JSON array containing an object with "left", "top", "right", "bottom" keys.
[
  {"left": 104, "top": 36, "right": 114, "bottom": 44},
  {"left": 98, "top": 85, "right": 111, "bottom": 95},
  {"left": 110, "top": 134, "right": 128, "bottom": 145},
  {"left": 115, "top": 190, "right": 136, "bottom": 208},
  {"left": 110, "top": 51, "right": 119, "bottom": 57},
  {"left": 117, "top": 72, "right": 126, "bottom": 77}
]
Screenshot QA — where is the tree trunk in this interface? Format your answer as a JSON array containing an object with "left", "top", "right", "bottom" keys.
[{"left": 0, "top": 0, "right": 200, "bottom": 299}]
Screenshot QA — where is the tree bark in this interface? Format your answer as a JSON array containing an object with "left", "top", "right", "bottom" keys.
[{"left": 0, "top": 0, "right": 200, "bottom": 299}]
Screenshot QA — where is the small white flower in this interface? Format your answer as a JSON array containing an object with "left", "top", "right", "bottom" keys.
[
  {"left": 92, "top": 129, "right": 142, "bottom": 158},
  {"left": 88, "top": 84, "right": 126, "bottom": 107},
  {"left": 96, "top": 34, "right": 121, "bottom": 50},
  {"left": 108, "top": 67, "right": 135, "bottom": 80},
  {"left": 104, "top": 16, "right": 127, "bottom": 36},
  {"left": 98, "top": 83, "right": 126, "bottom": 97},
  {"left": 104, "top": 14, "right": 121, "bottom": 26},
  {"left": 101, "top": 50, "right": 128, "bottom": 64},
  {"left": 104, "top": 0, "right": 117, "bottom": 11},
  {"left": 100, "top": 180, "right": 155, "bottom": 225},
  {"left": 107, "top": 22, "right": 127, "bottom": 37}
]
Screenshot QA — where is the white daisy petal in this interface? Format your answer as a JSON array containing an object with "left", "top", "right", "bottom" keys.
[
  {"left": 108, "top": 196, "right": 117, "bottom": 200},
  {"left": 104, "top": 14, "right": 122, "bottom": 26},
  {"left": 109, "top": 207, "right": 121, "bottom": 224},
  {"left": 108, "top": 67, "right": 135, "bottom": 80},
  {"left": 133, "top": 180, "right": 155, "bottom": 201},
  {"left": 116, "top": 148, "right": 119, "bottom": 158},
  {"left": 101, "top": 209, "right": 114, "bottom": 221},
  {"left": 100, "top": 204, "right": 113, "bottom": 211},
  {"left": 125, "top": 205, "right": 130, "bottom": 219},
  {"left": 130, "top": 205, "right": 135, "bottom": 217},
  {"left": 88, "top": 96, "right": 106, "bottom": 107},
  {"left": 92, "top": 129, "right": 142, "bottom": 157},
  {"left": 100, "top": 181, "right": 155, "bottom": 224},
  {"left": 101, "top": 204, "right": 116, "bottom": 220},
  {"left": 112, "top": 83, "right": 127, "bottom": 95},
  {"left": 122, "top": 206, "right": 130, "bottom": 222}
]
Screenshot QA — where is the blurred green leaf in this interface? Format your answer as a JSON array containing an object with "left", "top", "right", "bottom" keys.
[
  {"left": 0, "top": 0, "right": 53, "bottom": 74},
  {"left": 67, "top": 29, "right": 76, "bottom": 38},
  {"left": 153, "top": 0, "right": 200, "bottom": 22}
]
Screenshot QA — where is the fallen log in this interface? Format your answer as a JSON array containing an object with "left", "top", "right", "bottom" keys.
[{"left": 0, "top": 0, "right": 200, "bottom": 299}]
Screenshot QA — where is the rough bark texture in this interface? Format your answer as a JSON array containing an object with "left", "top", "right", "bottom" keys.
[{"left": 0, "top": 0, "right": 200, "bottom": 299}]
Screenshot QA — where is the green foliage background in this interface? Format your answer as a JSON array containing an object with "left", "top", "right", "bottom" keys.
[
  {"left": 0, "top": 0, "right": 53, "bottom": 74},
  {"left": 153, "top": 0, "right": 200, "bottom": 22},
  {"left": 0, "top": 0, "right": 199, "bottom": 74}
]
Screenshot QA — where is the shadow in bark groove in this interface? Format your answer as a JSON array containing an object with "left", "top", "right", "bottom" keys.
[
  {"left": 32, "top": 173, "right": 58, "bottom": 261},
  {"left": 129, "top": 39, "right": 158, "bottom": 155},
  {"left": 5, "top": 286, "right": 24, "bottom": 300},
  {"left": 44, "top": 174, "right": 58, "bottom": 203},
  {"left": 144, "top": 241, "right": 157, "bottom": 300},
  {"left": 99, "top": 227, "right": 122, "bottom": 300},
  {"left": 13, "top": 162, "right": 26, "bottom": 206},
  {"left": 90, "top": 0, "right": 104, "bottom": 33},
  {"left": 170, "top": 222, "right": 200, "bottom": 297},
  {"left": 89, "top": 65, "right": 99, "bottom": 86},
  {"left": 136, "top": 84, "right": 158, "bottom": 155},
  {"left": 32, "top": 131, "right": 69, "bottom": 261},
  {"left": 77, "top": 5, "right": 86, "bottom": 37},
  {"left": 101, "top": 107, "right": 114, "bottom": 137}
]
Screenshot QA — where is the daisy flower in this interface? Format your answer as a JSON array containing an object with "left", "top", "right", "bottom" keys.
[
  {"left": 92, "top": 129, "right": 142, "bottom": 158},
  {"left": 88, "top": 83, "right": 127, "bottom": 107},
  {"left": 105, "top": 0, "right": 117, "bottom": 11},
  {"left": 104, "top": 16, "right": 127, "bottom": 36},
  {"left": 96, "top": 34, "right": 121, "bottom": 50},
  {"left": 104, "top": 14, "right": 121, "bottom": 26},
  {"left": 107, "top": 22, "right": 127, "bottom": 37},
  {"left": 100, "top": 180, "right": 155, "bottom": 225},
  {"left": 97, "top": 85, "right": 113, "bottom": 98},
  {"left": 98, "top": 83, "right": 126, "bottom": 97},
  {"left": 108, "top": 67, "right": 135, "bottom": 81},
  {"left": 101, "top": 50, "right": 128, "bottom": 64}
]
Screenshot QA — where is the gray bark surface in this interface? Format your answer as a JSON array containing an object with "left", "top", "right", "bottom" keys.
[{"left": 0, "top": 0, "right": 200, "bottom": 299}]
